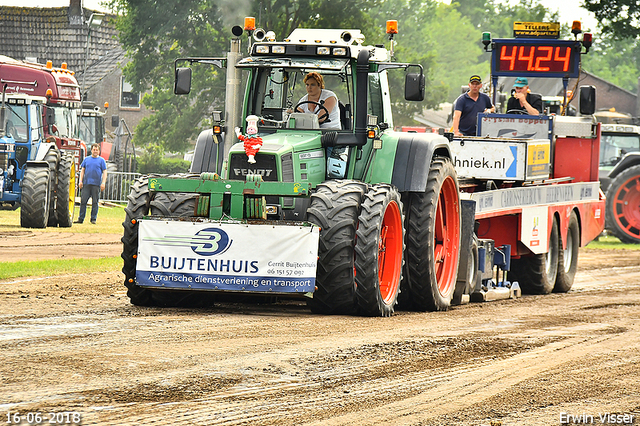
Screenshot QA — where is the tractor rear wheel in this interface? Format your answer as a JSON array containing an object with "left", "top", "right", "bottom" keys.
[
  {"left": 510, "top": 218, "right": 559, "bottom": 294},
  {"left": 55, "top": 152, "right": 76, "bottom": 228},
  {"left": 554, "top": 211, "right": 579, "bottom": 293},
  {"left": 45, "top": 149, "right": 60, "bottom": 227},
  {"left": 306, "top": 180, "right": 367, "bottom": 315},
  {"left": 354, "top": 185, "right": 404, "bottom": 317},
  {"left": 605, "top": 164, "right": 640, "bottom": 244},
  {"left": 400, "top": 157, "right": 461, "bottom": 311},
  {"left": 20, "top": 166, "right": 51, "bottom": 229},
  {"left": 121, "top": 175, "right": 210, "bottom": 307}
]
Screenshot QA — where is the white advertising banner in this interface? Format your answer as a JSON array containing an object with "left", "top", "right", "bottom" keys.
[
  {"left": 450, "top": 138, "right": 525, "bottom": 180},
  {"left": 136, "top": 220, "right": 320, "bottom": 293},
  {"left": 463, "top": 181, "right": 601, "bottom": 215}
]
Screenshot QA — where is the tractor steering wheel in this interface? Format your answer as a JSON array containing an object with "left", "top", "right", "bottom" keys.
[
  {"left": 294, "top": 100, "right": 330, "bottom": 123},
  {"left": 506, "top": 109, "right": 527, "bottom": 115}
]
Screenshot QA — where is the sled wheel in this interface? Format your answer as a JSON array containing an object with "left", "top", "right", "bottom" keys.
[
  {"left": 400, "top": 157, "right": 461, "bottom": 311},
  {"left": 306, "top": 180, "right": 367, "bottom": 314},
  {"left": 554, "top": 212, "right": 579, "bottom": 293},
  {"left": 510, "top": 218, "right": 559, "bottom": 294},
  {"left": 56, "top": 152, "right": 76, "bottom": 228},
  {"left": 20, "top": 166, "right": 51, "bottom": 229},
  {"left": 355, "top": 185, "right": 404, "bottom": 317},
  {"left": 605, "top": 165, "right": 640, "bottom": 244}
]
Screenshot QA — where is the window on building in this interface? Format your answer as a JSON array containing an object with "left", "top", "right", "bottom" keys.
[{"left": 120, "top": 77, "right": 140, "bottom": 109}]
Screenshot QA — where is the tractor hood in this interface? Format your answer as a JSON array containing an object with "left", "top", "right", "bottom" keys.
[{"left": 229, "top": 130, "right": 323, "bottom": 156}]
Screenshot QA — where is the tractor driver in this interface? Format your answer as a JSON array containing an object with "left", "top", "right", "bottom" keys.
[{"left": 296, "top": 72, "right": 341, "bottom": 129}]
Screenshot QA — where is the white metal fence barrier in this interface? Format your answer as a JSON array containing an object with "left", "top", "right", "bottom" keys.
[{"left": 101, "top": 171, "right": 142, "bottom": 203}]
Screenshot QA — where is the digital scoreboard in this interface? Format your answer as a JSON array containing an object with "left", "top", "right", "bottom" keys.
[{"left": 491, "top": 39, "right": 582, "bottom": 79}]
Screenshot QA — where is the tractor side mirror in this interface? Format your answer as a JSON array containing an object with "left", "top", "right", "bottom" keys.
[
  {"left": 111, "top": 115, "right": 120, "bottom": 127},
  {"left": 405, "top": 68, "right": 425, "bottom": 101},
  {"left": 579, "top": 85, "right": 596, "bottom": 116},
  {"left": 174, "top": 67, "right": 192, "bottom": 95},
  {"left": 46, "top": 107, "right": 56, "bottom": 125}
]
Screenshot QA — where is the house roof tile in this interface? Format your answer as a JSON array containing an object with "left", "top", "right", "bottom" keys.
[{"left": 0, "top": 6, "right": 120, "bottom": 78}]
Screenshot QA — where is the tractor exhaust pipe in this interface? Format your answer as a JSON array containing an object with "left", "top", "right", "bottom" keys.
[
  {"left": 354, "top": 49, "right": 370, "bottom": 147},
  {"left": 223, "top": 35, "right": 243, "bottom": 161}
]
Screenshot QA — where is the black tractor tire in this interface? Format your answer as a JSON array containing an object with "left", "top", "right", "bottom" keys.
[
  {"left": 55, "top": 152, "right": 75, "bottom": 228},
  {"left": 554, "top": 211, "right": 580, "bottom": 293},
  {"left": 121, "top": 175, "right": 211, "bottom": 307},
  {"left": 45, "top": 149, "right": 60, "bottom": 227},
  {"left": 399, "top": 157, "right": 461, "bottom": 311},
  {"left": 452, "top": 233, "right": 479, "bottom": 304},
  {"left": 605, "top": 164, "right": 640, "bottom": 244},
  {"left": 306, "top": 180, "right": 367, "bottom": 315},
  {"left": 20, "top": 166, "right": 51, "bottom": 229},
  {"left": 354, "top": 185, "right": 404, "bottom": 317},
  {"left": 509, "top": 218, "right": 559, "bottom": 294}
]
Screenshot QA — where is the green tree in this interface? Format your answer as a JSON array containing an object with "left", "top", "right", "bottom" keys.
[
  {"left": 367, "top": 0, "right": 448, "bottom": 126},
  {"left": 582, "top": 37, "right": 640, "bottom": 93},
  {"left": 583, "top": 0, "right": 640, "bottom": 39}
]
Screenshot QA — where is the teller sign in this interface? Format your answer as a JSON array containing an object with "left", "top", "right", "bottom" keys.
[{"left": 491, "top": 39, "right": 582, "bottom": 78}]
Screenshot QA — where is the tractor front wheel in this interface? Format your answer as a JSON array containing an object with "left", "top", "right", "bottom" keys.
[
  {"left": 20, "top": 166, "right": 51, "bottom": 229},
  {"left": 354, "top": 185, "right": 404, "bottom": 317},
  {"left": 45, "top": 149, "right": 60, "bottom": 227},
  {"left": 122, "top": 175, "right": 211, "bottom": 307},
  {"left": 56, "top": 152, "right": 76, "bottom": 227},
  {"left": 306, "top": 180, "right": 366, "bottom": 315}
]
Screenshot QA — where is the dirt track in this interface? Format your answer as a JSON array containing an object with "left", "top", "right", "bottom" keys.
[{"left": 0, "top": 232, "right": 639, "bottom": 425}]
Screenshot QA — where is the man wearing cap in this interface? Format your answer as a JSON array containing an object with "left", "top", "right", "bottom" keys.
[
  {"left": 452, "top": 75, "right": 495, "bottom": 137},
  {"left": 506, "top": 77, "right": 543, "bottom": 115}
]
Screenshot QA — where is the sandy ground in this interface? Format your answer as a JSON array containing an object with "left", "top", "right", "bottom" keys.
[{"left": 0, "top": 230, "right": 639, "bottom": 426}]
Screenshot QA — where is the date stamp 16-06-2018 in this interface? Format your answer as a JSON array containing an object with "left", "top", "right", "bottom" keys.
[{"left": 5, "top": 412, "right": 82, "bottom": 425}]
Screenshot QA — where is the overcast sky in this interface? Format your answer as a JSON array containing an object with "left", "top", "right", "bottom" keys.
[{"left": 4, "top": 0, "right": 599, "bottom": 32}]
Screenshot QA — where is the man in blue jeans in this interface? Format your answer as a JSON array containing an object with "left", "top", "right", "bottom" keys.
[{"left": 75, "top": 143, "right": 107, "bottom": 224}]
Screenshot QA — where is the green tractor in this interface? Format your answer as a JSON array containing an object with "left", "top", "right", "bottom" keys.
[{"left": 121, "top": 23, "right": 464, "bottom": 316}]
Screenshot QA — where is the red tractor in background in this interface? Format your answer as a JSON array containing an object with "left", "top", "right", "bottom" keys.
[{"left": 0, "top": 56, "right": 87, "bottom": 172}]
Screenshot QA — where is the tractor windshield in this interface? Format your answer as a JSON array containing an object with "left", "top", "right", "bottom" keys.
[
  {"left": 600, "top": 133, "right": 640, "bottom": 167},
  {"left": 51, "top": 106, "right": 80, "bottom": 139},
  {"left": 3, "top": 104, "right": 28, "bottom": 142},
  {"left": 240, "top": 58, "right": 352, "bottom": 130},
  {"left": 79, "top": 114, "right": 104, "bottom": 145}
]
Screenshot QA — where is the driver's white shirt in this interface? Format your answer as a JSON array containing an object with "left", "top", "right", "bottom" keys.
[{"left": 297, "top": 89, "right": 341, "bottom": 129}]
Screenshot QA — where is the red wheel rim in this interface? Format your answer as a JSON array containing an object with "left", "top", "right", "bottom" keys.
[
  {"left": 434, "top": 175, "right": 460, "bottom": 296},
  {"left": 378, "top": 200, "right": 403, "bottom": 304},
  {"left": 613, "top": 175, "right": 640, "bottom": 240}
]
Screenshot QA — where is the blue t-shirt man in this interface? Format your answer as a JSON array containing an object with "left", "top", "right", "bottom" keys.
[
  {"left": 75, "top": 143, "right": 107, "bottom": 224},
  {"left": 80, "top": 155, "right": 107, "bottom": 186},
  {"left": 452, "top": 75, "right": 494, "bottom": 136}
]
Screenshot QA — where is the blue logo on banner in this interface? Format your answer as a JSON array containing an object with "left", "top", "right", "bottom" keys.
[{"left": 191, "top": 228, "right": 232, "bottom": 256}]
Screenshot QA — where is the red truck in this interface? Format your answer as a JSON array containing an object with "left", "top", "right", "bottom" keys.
[{"left": 0, "top": 56, "right": 87, "bottom": 170}]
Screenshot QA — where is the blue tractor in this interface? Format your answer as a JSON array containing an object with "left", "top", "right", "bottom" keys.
[{"left": 0, "top": 88, "right": 76, "bottom": 228}]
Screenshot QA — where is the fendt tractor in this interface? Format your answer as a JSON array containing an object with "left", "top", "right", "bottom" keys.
[
  {"left": 121, "top": 19, "right": 604, "bottom": 316},
  {"left": 597, "top": 122, "right": 640, "bottom": 244}
]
